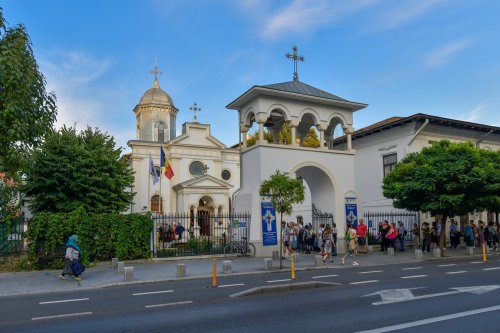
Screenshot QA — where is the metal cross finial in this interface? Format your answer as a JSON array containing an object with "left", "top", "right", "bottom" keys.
[
  {"left": 149, "top": 65, "right": 163, "bottom": 87},
  {"left": 190, "top": 102, "right": 201, "bottom": 122},
  {"left": 285, "top": 45, "right": 304, "bottom": 81}
]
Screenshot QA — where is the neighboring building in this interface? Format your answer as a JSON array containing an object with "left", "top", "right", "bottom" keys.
[
  {"left": 127, "top": 75, "right": 239, "bottom": 218},
  {"left": 331, "top": 113, "right": 500, "bottom": 227}
]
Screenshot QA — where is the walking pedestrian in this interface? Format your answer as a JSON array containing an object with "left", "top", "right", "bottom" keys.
[
  {"left": 281, "top": 221, "right": 290, "bottom": 259},
  {"left": 449, "top": 219, "right": 460, "bottom": 249},
  {"left": 397, "top": 221, "right": 406, "bottom": 252},
  {"left": 342, "top": 224, "right": 359, "bottom": 266},
  {"left": 322, "top": 224, "right": 334, "bottom": 264},
  {"left": 387, "top": 222, "right": 397, "bottom": 250},
  {"left": 421, "top": 222, "right": 431, "bottom": 252},
  {"left": 412, "top": 223, "right": 420, "bottom": 249},
  {"left": 59, "top": 235, "right": 84, "bottom": 281},
  {"left": 356, "top": 219, "right": 367, "bottom": 254},
  {"left": 332, "top": 223, "right": 338, "bottom": 256},
  {"left": 288, "top": 221, "right": 299, "bottom": 259},
  {"left": 464, "top": 222, "right": 475, "bottom": 248},
  {"left": 379, "top": 221, "right": 389, "bottom": 252}
]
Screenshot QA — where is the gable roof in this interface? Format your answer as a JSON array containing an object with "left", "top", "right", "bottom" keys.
[
  {"left": 262, "top": 81, "right": 349, "bottom": 102},
  {"left": 172, "top": 174, "right": 232, "bottom": 190}
]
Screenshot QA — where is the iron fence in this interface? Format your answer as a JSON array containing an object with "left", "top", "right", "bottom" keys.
[
  {"left": 0, "top": 217, "right": 25, "bottom": 256},
  {"left": 152, "top": 212, "right": 251, "bottom": 257},
  {"left": 364, "top": 211, "right": 419, "bottom": 245}
]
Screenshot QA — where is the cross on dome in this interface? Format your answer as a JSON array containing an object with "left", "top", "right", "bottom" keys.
[
  {"left": 285, "top": 45, "right": 304, "bottom": 82},
  {"left": 149, "top": 64, "right": 163, "bottom": 88},
  {"left": 190, "top": 102, "right": 201, "bottom": 122}
]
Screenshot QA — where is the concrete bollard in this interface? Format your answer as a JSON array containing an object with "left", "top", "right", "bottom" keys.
[
  {"left": 111, "top": 258, "right": 118, "bottom": 269},
  {"left": 272, "top": 251, "right": 280, "bottom": 260},
  {"left": 466, "top": 247, "right": 474, "bottom": 255},
  {"left": 314, "top": 255, "right": 323, "bottom": 267},
  {"left": 367, "top": 246, "right": 374, "bottom": 254},
  {"left": 486, "top": 246, "right": 490, "bottom": 254},
  {"left": 264, "top": 258, "right": 273, "bottom": 271},
  {"left": 387, "top": 248, "right": 395, "bottom": 256},
  {"left": 177, "top": 264, "right": 186, "bottom": 277},
  {"left": 293, "top": 253, "right": 299, "bottom": 262},
  {"left": 433, "top": 248, "right": 441, "bottom": 257},
  {"left": 124, "top": 267, "right": 134, "bottom": 281},
  {"left": 222, "top": 260, "right": 232, "bottom": 274},
  {"left": 414, "top": 249, "right": 423, "bottom": 260},
  {"left": 117, "top": 261, "right": 125, "bottom": 274}
]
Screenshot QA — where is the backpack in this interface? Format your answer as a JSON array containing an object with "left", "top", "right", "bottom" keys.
[
  {"left": 298, "top": 228, "right": 305, "bottom": 240},
  {"left": 303, "top": 229, "right": 312, "bottom": 241},
  {"left": 346, "top": 230, "right": 351, "bottom": 241}
]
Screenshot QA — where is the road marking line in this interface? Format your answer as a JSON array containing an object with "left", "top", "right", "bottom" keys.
[
  {"left": 359, "top": 270, "right": 383, "bottom": 274},
  {"left": 39, "top": 298, "right": 89, "bottom": 305},
  {"left": 438, "top": 264, "right": 457, "bottom": 267},
  {"left": 145, "top": 301, "right": 193, "bottom": 308},
  {"left": 446, "top": 271, "right": 467, "bottom": 274},
  {"left": 354, "top": 304, "right": 500, "bottom": 333},
  {"left": 32, "top": 312, "right": 92, "bottom": 321},
  {"left": 402, "top": 267, "right": 422, "bottom": 270},
  {"left": 218, "top": 283, "right": 245, "bottom": 288},
  {"left": 483, "top": 267, "right": 500, "bottom": 271},
  {"left": 350, "top": 280, "right": 378, "bottom": 285},
  {"left": 470, "top": 261, "right": 484, "bottom": 264},
  {"left": 266, "top": 279, "right": 291, "bottom": 283},
  {"left": 312, "top": 274, "right": 339, "bottom": 279},
  {"left": 401, "top": 275, "right": 427, "bottom": 279},
  {"left": 132, "top": 290, "right": 174, "bottom": 296}
]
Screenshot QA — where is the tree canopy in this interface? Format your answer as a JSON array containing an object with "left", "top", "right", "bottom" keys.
[
  {"left": 247, "top": 123, "right": 320, "bottom": 148},
  {"left": 259, "top": 170, "right": 305, "bottom": 219},
  {"left": 382, "top": 140, "right": 500, "bottom": 251},
  {"left": 23, "top": 126, "right": 134, "bottom": 214},
  {"left": 0, "top": 7, "right": 57, "bottom": 177}
]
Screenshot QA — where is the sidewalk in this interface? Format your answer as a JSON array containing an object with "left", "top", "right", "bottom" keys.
[{"left": 0, "top": 248, "right": 495, "bottom": 297}]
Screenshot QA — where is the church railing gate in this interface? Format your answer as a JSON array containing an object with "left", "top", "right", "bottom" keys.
[
  {"left": 363, "top": 211, "right": 419, "bottom": 246},
  {"left": 312, "top": 204, "right": 334, "bottom": 231},
  {"left": 152, "top": 212, "right": 251, "bottom": 257}
]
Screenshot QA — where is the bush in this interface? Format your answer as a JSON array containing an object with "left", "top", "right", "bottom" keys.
[{"left": 26, "top": 208, "right": 153, "bottom": 268}]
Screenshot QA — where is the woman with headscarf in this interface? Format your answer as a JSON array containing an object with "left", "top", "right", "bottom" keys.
[{"left": 59, "top": 235, "right": 82, "bottom": 281}]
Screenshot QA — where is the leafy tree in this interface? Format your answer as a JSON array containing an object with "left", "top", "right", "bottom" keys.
[
  {"left": 303, "top": 128, "right": 320, "bottom": 148},
  {"left": 477, "top": 149, "right": 500, "bottom": 222},
  {"left": 0, "top": 174, "right": 18, "bottom": 228},
  {"left": 23, "top": 126, "right": 134, "bottom": 214},
  {"left": 0, "top": 8, "right": 57, "bottom": 177},
  {"left": 382, "top": 140, "right": 499, "bottom": 255},
  {"left": 260, "top": 170, "right": 305, "bottom": 267}
]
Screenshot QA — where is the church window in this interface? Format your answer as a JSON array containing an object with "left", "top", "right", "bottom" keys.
[
  {"left": 150, "top": 195, "right": 163, "bottom": 213},
  {"left": 158, "top": 122, "right": 166, "bottom": 143},
  {"left": 189, "top": 161, "right": 206, "bottom": 177},
  {"left": 383, "top": 153, "right": 397, "bottom": 177},
  {"left": 221, "top": 169, "right": 231, "bottom": 181}
]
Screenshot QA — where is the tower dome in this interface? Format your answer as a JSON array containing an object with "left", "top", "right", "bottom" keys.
[{"left": 138, "top": 78, "right": 175, "bottom": 107}]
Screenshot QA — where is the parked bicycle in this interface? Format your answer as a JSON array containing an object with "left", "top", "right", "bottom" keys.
[{"left": 224, "top": 237, "right": 256, "bottom": 258}]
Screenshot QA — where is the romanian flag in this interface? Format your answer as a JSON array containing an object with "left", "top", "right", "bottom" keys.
[{"left": 160, "top": 147, "right": 174, "bottom": 180}]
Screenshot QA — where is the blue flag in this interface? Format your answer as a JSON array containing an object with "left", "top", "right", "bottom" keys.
[{"left": 149, "top": 154, "right": 159, "bottom": 185}]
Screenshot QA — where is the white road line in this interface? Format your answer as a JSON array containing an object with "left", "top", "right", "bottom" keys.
[
  {"left": 470, "top": 261, "right": 484, "bottom": 264},
  {"left": 32, "top": 312, "right": 92, "bottom": 321},
  {"left": 132, "top": 290, "right": 174, "bottom": 296},
  {"left": 446, "top": 271, "right": 467, "bottom": 274},
  {"left": 350, "top": 280, "right": 378, "bottom": 285},
  {"left": 312, "top": 274, "right": 339, "bottom": 279},
  {"left": 39, "top": 298, "right": 89, "bottom": 305},
  {"left": 483, "top": 267, "right": 500, "bottom": 271},
  {"left": 401, "top": 275, "right": 427, "bottom": 279},
  {"left": 438, "top": 264, "right": 457, "bottom": 267},
  {"left": 145, "top": 301, "right": 193, "bottom": 308},
  {"left": 266, "top": 279, "right": 291, "bottom": 283},
  {"left": 359, "top": 270, "right": 383, "bottom": 274},
  {"left": 354, "top": 304, "right": 500, "bottom": 333},
  {"left": 402, "top": 267, "right": 422, "bottom": 270},
  {"left": 218, "top": 283, "right": 245, "bottom": 288}
]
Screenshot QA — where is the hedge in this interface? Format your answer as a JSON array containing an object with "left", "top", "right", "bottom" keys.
[{"left": 26, "top": 208, "right": 153, "bottom": 268}]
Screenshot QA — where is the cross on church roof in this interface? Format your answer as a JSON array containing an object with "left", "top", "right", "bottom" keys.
[
  {"left": 149, "top": 64, "right": 163, "bottom": 88},
  {"left": 189, "top": 102, "right": 201, "bottom": 122},
  {"left": 285, "top": 45, "right": 304, "bottom": 82}
]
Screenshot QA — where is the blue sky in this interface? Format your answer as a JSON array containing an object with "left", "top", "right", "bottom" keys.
[{"left": 3, "top": 0, "right": 500, "bottom": 152}]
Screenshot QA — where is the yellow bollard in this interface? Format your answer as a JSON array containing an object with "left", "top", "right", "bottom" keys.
[
  {"left": 291, "top": 254, "right": 295, "bottom": 280},
  {"left": 212, "top": 257, "right": 217, "bottom": 287},
  {"left": 482, "top": 242, "right": 487, "bottom": 263}
]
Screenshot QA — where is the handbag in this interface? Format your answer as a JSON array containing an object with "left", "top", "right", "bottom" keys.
[{"left": 71, "top": 260, "right": 86, "bottom": 276}]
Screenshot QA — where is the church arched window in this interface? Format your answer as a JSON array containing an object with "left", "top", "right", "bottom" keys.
[
  {"left": 151, "top": 195, "right": 163, "bottom": 213},
  {"left": 158, "top": 122, "right": 166, "bottom": 143}
]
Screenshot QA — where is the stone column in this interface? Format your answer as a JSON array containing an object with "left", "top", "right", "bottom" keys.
[
  {"left": 290, "top": 125, "right": 297, "bottom": 147},
  {"left": 317, "top": 124, "right": 328, "bottom": 150},
  {"left": 259, "top": 123, "right": 264, "bottom": 145},
  {"left": 193, "top": 205, "right": 200, "bottom": 237},
  {"left": 344, "top": 127, "right": 353, "bottom": 151}
]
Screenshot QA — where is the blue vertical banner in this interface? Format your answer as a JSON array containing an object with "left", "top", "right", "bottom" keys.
[
  {"left": 261, "top": 201, "right": 277, "bottom": 246},
  {"left": 345, "top": 197, "right": 358, "bottom": 228}
]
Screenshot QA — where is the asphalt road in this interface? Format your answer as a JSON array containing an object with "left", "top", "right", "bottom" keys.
[{"left": 2, "top": 256, "right": 500, "bottom": 333}]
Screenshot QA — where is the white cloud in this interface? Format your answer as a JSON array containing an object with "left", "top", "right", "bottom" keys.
[
  {"left": 459, "top": 103, "right": 490, "bottom": 123},
  {"left": 259, "top": 0, "right": 378, "bottom": 40},
  {"left": 376, "top": 0, "right": 446, "bottom": 31},
  {"left": 424, "top": 39, "right": 470, "bottom": 68}
]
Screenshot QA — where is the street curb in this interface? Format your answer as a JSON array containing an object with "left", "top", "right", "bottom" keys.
[{"left": 229, "top": 281, "right": 342, "bottom": 298}]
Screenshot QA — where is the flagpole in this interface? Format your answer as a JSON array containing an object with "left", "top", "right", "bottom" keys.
[{"left": 148, "top": 156, "right": 151, "bottom": 212}]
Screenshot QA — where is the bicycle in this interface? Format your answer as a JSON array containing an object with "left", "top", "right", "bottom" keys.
[{"left": 223, "top": 236, "right": 256, "bottom": 259}]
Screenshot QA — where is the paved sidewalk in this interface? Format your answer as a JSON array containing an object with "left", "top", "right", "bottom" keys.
[{"left": 0, "top": 248, "right": 496, "bottom": 297}]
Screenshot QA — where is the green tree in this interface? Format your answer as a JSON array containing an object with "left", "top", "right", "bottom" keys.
[
  {"left": 382, "top": 140, "right": 499, "bottom": 255},
  {"left": 23, "top": 126, "right": 134, "bottom": 214},
  {"left": 259, "top": 170, "right": 305, "bottom": 268},
  {"left": 0, "top": 8, "right": 57, "bottom": 177},
  {"left": 303, "top": 128, "right": 320, "bottom": 148},
  {"left": 477, "top": 149, "right": 500, "bottom": 222}
]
